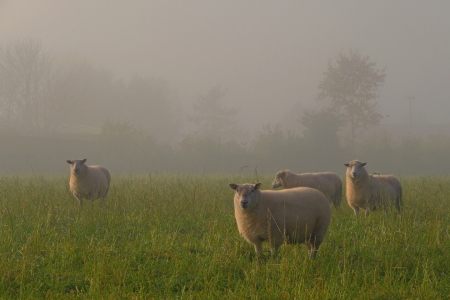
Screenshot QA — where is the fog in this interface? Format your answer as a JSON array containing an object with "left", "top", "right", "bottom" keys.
[{"left": 1, "top": 1, "right": 450, "bottom": 174}]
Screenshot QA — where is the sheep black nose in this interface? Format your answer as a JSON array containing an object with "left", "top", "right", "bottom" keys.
[{"left": 352, "top": 172, "right": 357, "bottom": 177}]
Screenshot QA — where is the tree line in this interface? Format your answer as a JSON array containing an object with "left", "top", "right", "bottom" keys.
[
  {"left": 0, "top": 40, "right": 386, "bottom": 142},
  {"left": 0, "top": 39, "right": 180, "bottom": 142},
  {"left": 1, "top": 121, "right": 450, "bottom": 175},
  {"left": 3, "top": 39, "right": 444, "bottom": 175}
]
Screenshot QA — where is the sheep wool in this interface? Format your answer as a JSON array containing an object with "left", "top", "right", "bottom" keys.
[
  {"left": 229, "top": 183, "right": 331, "bottom": 259},
  {"left": 271, "top": 170, "right": 343, "bottom": 209},
  {"left": 67, "top": 159, "right": 111, "bottom": 207},
  {"left": 344, "top": 160, "right": 402, "bottom": 216}
]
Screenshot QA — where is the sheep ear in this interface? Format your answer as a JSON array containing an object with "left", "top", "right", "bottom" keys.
[
  {"left": 361, "top": 163, "right": 367, "bottom": 166},
  {"left": 82, "top": 159, "right": 87, "bottom": 163},
  {"left": 344, "top": 163, "right": 349, "bottom": 167},
  {"left": 229, "top": 183, "right": 239, "bottom": 190},
  {"left": 67, "top": 160, "right": 73, "bottom": 164},
  {"left": 255, "top": 183, "right": 262, "bottom": 190}
]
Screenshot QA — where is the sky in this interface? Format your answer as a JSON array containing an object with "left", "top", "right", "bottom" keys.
[{"left": 1, "top": 0, "right": 449, "bottom": 133}]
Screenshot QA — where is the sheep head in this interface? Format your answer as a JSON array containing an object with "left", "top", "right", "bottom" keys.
[
  {"left": 344, "top": 160, "right": 367, "bottom": 179},
  {"left": 271, "top": 170, "right": 289, "bottom": 189},
  {"left": 229, "top": 183, "right": 262, "bottom": 211},
  {"left": 67, "top": 159, "right": 87, "bottom": 175}
]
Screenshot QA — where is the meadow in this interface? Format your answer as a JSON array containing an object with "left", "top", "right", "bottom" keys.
[{"left": 0, "top": 173, "right": 449, "bottom": 299}]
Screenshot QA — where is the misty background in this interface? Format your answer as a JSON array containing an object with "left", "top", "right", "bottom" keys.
[{"left": 0, "top": 1, "right": 449, "bottom": 175}]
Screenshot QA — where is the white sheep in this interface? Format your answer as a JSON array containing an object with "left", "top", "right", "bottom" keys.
[
  {"left": 66, "top": 159, "right": 111, "bottom": 207},
  {"left": 271, "top": 170, "right": 343, "bottom": 209},
  {"left": 344, "top": 160, "right": 402, "bottom": 216},
  {"left": 229, "top": 182, "right": 331, "bottom": 259}
]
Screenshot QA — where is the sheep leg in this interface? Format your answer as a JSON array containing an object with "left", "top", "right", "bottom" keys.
[
  {"left": 331, "top": 197, "right": 337, "bottom": 209},
  {"left": 331, "top": 195, "right": 339, "bottom": 209},
  {"left": 395, "top": 197, "right": 402, "bottom": 213},
  {"left": 335, "top": 194, "right": 342, "bottom": 209},
  {"left": 254, "top": 244, "right": 263, "bottom": 264},
  {"left": 78, "top": 198, "right": 84, "bottom": 207},
  {"left": 309, "top": 249, "right": 318, "bottom": 259},
  {"left": 352, "top": 206, "right": 359, "bottom": 215},
  {"left": 308, "top": 236, "right": 322, "bottom": 260},
  {"left": 308, "top": 244, "right": 316, "bottom": 259},
  {"left": 333, "top": 201, "right": 339, "bottom": 210},
  {"left": 364, "top": 207, "right": 370, "bottom": 217},
  {"left": 270, "top": 245, "right": 279, "bottom": 257},
  {"left": 254, "top": 244, "right": 262, "bottom": 255}
]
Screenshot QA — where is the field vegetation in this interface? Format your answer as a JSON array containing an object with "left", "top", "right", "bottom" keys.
[{"left": 0, "top": 173, "right": 449, "bottom": 298}]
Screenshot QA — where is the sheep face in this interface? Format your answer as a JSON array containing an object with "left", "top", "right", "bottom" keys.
[
  {"left": 344, "top": 160, "right": 367, "bottom": 179},
  {"left": 271, "top": 170, "right": 288, "bottom": 189},
  {"left": 67, "top": 159, "right": 87, "bottom": 175},
  {"left": 229, "top": 183, "right": 262, "bottom": 211}
]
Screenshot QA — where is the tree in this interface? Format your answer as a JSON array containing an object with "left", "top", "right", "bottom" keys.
[
  {"left": 298, "top": 108, "right": 344, "bottom": 169},
  {"left": 0, "top": 39, "right": 55, "bottom": 132},
  {"left": 188, "top": 86, "right": 239, "bottom": 140},
  {"left": 299, "top": 108, "right": 342, "bottom": 149},
  {"left": 42, "top": 57, "right": 103, "bottom": 131},
  {"left": 123, "top": 74, "right": 181, "bottom": 142},
  {"left": 318, "top": 49, "right": 386, "bottom": 140},
  {"left": 251, "top": 123, "right": 305, "bottom": 171},
  {"left": 0, "top": 40, "right": 97, "bottom": 133}
]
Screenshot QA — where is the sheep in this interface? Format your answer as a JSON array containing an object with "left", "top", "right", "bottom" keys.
[
  {"left": 271, "top": 170, "right": 343, "bottom": 209},
  {"left": 344, "top": 160, "right": 402, "bottom": 216},
  {"left": 229, "top": 182, "right": 331, "bottom": 260},
  {"left": 66, "top": 159, "right": 111, "bottom": 207}
]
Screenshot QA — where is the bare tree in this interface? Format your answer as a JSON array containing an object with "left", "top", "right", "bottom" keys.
[
  {"left": 0, "top": 40, "right": 95, "bottom": 133},
  {"left": 42, "top": 58, "right": 98, "bottom": 131},
  {"left": 0, "top": 39, "right": 55, "bottom": 132},
  {"left": 318, "top": 49, "right": 386, "bottom": 140}
]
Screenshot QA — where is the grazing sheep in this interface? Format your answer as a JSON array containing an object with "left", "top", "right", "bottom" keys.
[
  {"left": 271, "top": 170, "right": 343, "bottom": 209},
  {"left": 66, "top": 159, "right": 111, "bottom": 207},
  {"left": 229, "top": 183, "right": 331, "bottom": 259},
  {"left": 344, "top": 160, "right": 402, "bottom": 216}
]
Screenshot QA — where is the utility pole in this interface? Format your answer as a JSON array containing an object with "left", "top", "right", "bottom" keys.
[{"left": 406, "top": 96, "right": 415, "bottom": 135}]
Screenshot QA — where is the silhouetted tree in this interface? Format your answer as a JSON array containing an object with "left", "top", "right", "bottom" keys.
[
  {"left": 299, "top": 108, "right": 342, "bottom": 148},
  {"left": 188, "top": 86, "right": 239, "bottom": 140},
  {"left": 298, "top": 108, "right": 343, "bottom": 168},
  {"left": 252, "top": 123, "right": 304, "bottom": 171},
  {"left": 0, "top": 39, "right": 55, "bottom": 132},
  {"left": 318, "top": 49, "right": 386, "bottom": 140}
]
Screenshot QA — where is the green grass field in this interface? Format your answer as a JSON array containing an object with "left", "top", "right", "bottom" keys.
[{"left": 0, "top": 173, "right": 449, "bottom": 299}]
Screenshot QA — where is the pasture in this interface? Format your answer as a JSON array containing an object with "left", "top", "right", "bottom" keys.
[{"left": 0, "top": 173, "right": 449, "bottom": 299}]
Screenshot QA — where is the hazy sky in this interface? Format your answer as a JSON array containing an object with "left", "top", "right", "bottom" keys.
[{"left": 1, "top": 1, "right": 449, "bottom": 132}]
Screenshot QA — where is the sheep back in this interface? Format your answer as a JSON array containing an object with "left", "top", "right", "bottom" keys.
[
  {"left": 370, "top": 174, "right": 402, "bottom": 209},
  {"left": 231, "top": 183, "right": 331, "bottom": 258},
  {"left": 273, "top": 170, "right": 343, "bottom": 208}
]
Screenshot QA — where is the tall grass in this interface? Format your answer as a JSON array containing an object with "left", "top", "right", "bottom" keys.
[{"left": 0, "top": 174, "right": 449, "bottom": 298}]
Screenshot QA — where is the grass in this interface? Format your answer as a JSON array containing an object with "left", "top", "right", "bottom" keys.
[{"left": 0, "top": 173, "right": 449, "bottom": 299}]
